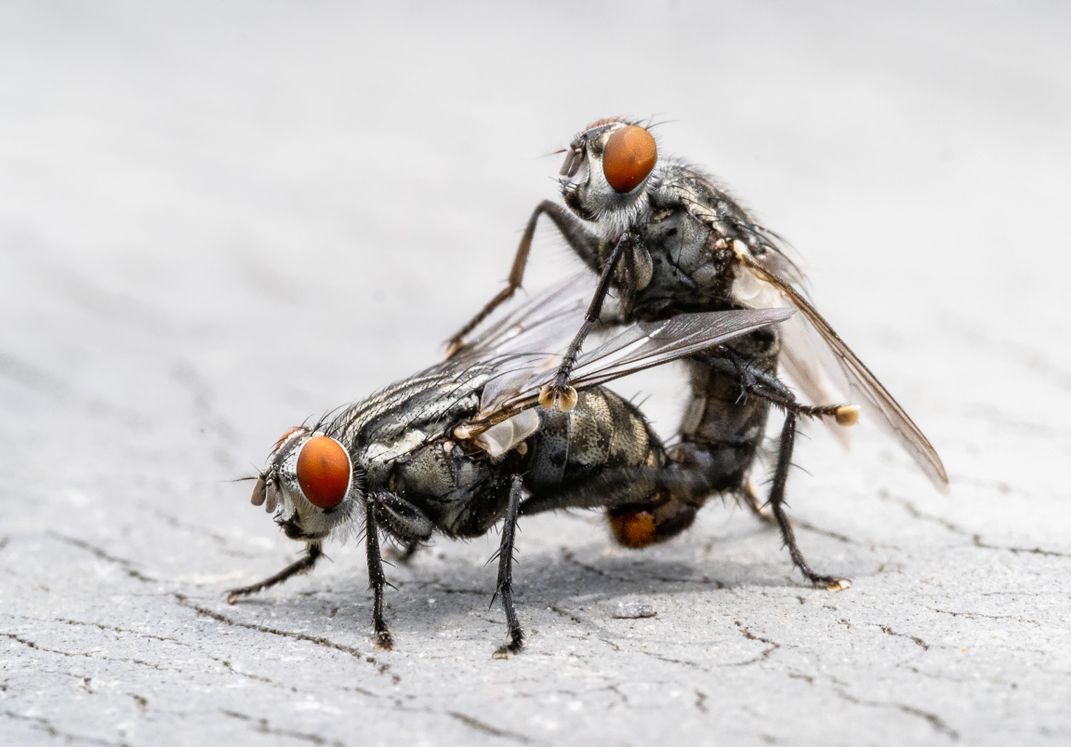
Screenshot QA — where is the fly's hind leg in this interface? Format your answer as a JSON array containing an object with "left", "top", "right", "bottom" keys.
[
  {"left": 226, "top": 542, "right": 323, "bottom": 604},
  {"left": 767, "top": 412, "right": 851, "bottom": 591},
  {"left": 446, "top": 201, "right": 598, "bottom": 357},
  {"left": 715, "top": 353, "right": 852, "bottom": 589},
  {"left": 714, "top": 350, "right": 858, "bottom": 425}
]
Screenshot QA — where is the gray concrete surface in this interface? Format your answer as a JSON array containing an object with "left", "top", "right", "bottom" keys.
[{"left": 2, "top": 2, "right": 1069, "bottom": 745}]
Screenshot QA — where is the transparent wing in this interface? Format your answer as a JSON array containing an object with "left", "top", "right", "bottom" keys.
[
  {"left": 735, "top": 247, "right": 949, "bottom": 491},
  {"left": 471, "top": 306, "right": 795, "bottom": 423},
  {"left": 455, "top": 272, "right": 593, "bottom": 410},
  {"left": 449, "top": 272, "right": 591, "bottom": 365}
]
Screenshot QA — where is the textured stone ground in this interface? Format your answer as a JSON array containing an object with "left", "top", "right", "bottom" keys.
[{"left": 1, "top": 3, "right": 1068, "bottom": 745}]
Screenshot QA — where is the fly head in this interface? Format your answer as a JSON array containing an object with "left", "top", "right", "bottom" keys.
[
  {"left": 559, "top": 118, "right": 658, "bottom": 234},
  {"left": 249, "top": 426, "right": 363, "bottom": 541}
]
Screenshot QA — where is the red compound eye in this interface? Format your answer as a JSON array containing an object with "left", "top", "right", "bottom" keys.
[
  {"left": 296, "top": 436, "right": 350, "bottom": 509},
  {"left": 602, "top": 125, "right": 657, "bottom": 193}
]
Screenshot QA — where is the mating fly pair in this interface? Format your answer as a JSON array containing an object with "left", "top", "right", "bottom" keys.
[
  {"left": 231, "top": 117, "right": 947, "bottom": 654},
  {"left": 229, "top": 279, "right": 793, "bottom": 655}
]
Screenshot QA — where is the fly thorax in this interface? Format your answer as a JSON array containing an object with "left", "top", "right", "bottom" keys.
[{"left": 395, "top": 442, "right": 458, "bottom": 499}]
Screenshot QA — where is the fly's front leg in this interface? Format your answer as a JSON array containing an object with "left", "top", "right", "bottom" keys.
[
  {"left": 446, "top": 201, "right": 597, "bottom": 357},
  {"left": 767, "top": 412, "right": 851, "bottom": 591},
  {"left": 539, "top": 232, "right": 631, "bottom": 411},
  {"left": 491, "top": 475, "right": 525, "bottom": 658},
  {"left": 226, "top": 542, "right": 323, "bottom": 604},
  {"left": 362, "top": 491, "right": 435, "bottom": 649},
  {"left": 364, "top": 500, "right": 394, "bottom": 650}
]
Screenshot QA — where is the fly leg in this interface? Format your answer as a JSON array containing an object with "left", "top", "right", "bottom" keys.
[
  {"left": 740, "top": 478, "right": 776, "bottom": 526},
  {"left": 364, "top": 499, "right": 394, "bottom": 650},
  {"left": 715, "top": 354, "right": 851, "bottom": 588},
  {"left": 226, "top": 542, "right": 323, "bottom": 604},
  {"left": 446, "top": 201, "right": 598, "bottom": 356},
  {"left": 539, "top": 232, "right": 631, "bottom": 411},
  {"left": 491, "top": 475, "right": 525, "bottom": 658},
  {"left": 362, "top": 492, "right": 435, "bottom": 649},
  {"left": 767, "top": 411, "right": 851, "bottom": 591},
  {"left": 713, "top": 351, "right": 857, "bottom": 424}
]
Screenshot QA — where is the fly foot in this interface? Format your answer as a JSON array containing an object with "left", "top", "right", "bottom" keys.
[
  {"left": 492, "top": 629, "right": 525, "bottom": 659},
  {"left": 834, "top": 405, "right": 860, "bottom": 426},
  {"left": 374, "top": 629, "right": 395, "bottom": 651},
  {"left": 811, "top": 575, "right": 852, "bottom": 592},
  {"left": 538, "top": 383, "right": 578, "bottom": 412}
]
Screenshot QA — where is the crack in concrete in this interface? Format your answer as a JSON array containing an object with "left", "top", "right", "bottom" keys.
[
  {"left": 971, "top": 536, "right": 1071, "bottom": 558},
  {"left": 172, "top": 593, "right": 399, "bottom": 684},
  {"left": 219, "top": 658, "right": 300, "bottom": 693},
  {"left": 1, "top": 709, "right": 129, "bottom": 747},
  {"left": 50, "top": 534, "right": 157, "bottom": 584},
  {"left": 793, "top": 518, "right": 896, "bottom": 549},
  {"left": 446, "top": 711, "right": 534, "bottom": 744},
  {"left": 3, "top": 632, "right": 171, "bottom": 672},
  {"left": 546, "top": 605, "right": 583, "bottom": 625},
  {"left": 220, "top": 708, "right": 346, "bottom": 746},
  {"left": 878, "top": 624, "right": 930, "bottom": 651},
  {"left": 830, "top": 686, "right": 959, "bottom": 741},
  {"left": 560, "top": 547, "right": 722, "bottom": 588},
  {"left": 733, "top": 620, "right": 781, "bottom": 664},
  {"left": 636, "top": 649, "right": 707, "bottom": 672},
  {"left": 930, "top": 607, "right": 1041, "bottom": 627},
  {"left": 4, "top": 615, "right": 181, "bottom": 644},
  {"left": 880, "top": 494, "right": 1071, "bottom": 558},
  {"left": 542, "top": 603, "right": 625, "bottom": 653}
]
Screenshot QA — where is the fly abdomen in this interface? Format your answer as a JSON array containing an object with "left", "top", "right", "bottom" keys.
[
  {"left": 521, "top": 389, "right": 667, "bottom": 514},
  {"left": 608, "top": 498, "right": 698, "bottom": 549},
  {"left": 674, "top": 329, "right": 781, "bottom": 493}
]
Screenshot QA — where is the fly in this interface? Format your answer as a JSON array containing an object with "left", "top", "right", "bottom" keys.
[
  {"left": 448, "top": 117, "right": 949, "bottom": 591},
  {"left": 229, "top": 276, "right": 793, "bottom": 656}
]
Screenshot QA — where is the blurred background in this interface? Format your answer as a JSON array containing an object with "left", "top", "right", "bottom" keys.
[{"left": 1, "top": 2, "right": 1068, "bottom": 745}]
